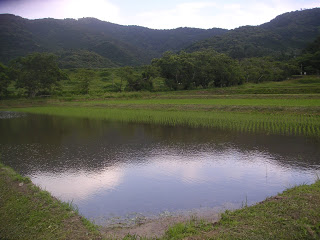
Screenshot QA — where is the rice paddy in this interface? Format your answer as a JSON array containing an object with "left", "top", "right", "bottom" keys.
[
  {"left": 65, "top": 98, "right": 320, "bottom": 107},
  {"left": 12, "top": 106, "right": 320, "bottom": 137},
  {"left": 3, "top": 75, "right": 320, "bottom": 138}
]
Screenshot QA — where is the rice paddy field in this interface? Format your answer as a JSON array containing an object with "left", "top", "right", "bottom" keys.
[
  {"left": 2, "top": 75, "right": 320, "bottom": 138},
  {"left": 11, "top": 105, "right": 320, "bottom": 138},
  {"left": 67, "top": 98, "right": 320, "bottom": 107}
]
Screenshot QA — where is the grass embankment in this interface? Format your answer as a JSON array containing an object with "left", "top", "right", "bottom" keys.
[
  {"left": 0, "top": 163, "right": 102, "bottom": 240},
  {"left": 162, "top": 180, "right": 320, "bottom": 240}
]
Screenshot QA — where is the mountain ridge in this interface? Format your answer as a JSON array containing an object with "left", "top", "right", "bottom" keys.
[
  {"left": 0, "top": 14, "right": 227, "bottom": 67},
  {"left": 0, "top": 8, "right": 319, "bottom": 67},
  {"left": 186, "top": 8, "right": 320, "bottom": 59}
]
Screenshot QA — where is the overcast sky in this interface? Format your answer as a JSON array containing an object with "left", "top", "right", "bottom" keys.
[{"left": 0, "top": 0, "right": 319, "bottom": 29}]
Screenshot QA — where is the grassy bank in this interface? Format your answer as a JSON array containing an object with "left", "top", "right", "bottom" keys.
[
  {"left": 161, "top": 179, "right": 320, "bottom": 240},
  {"left": 0, "top": 163, "right": 102, "bottom": 240}
]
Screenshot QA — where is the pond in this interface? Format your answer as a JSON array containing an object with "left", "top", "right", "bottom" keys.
[{"left": 0, "top": 111, "right": 319, "bottom": 225}]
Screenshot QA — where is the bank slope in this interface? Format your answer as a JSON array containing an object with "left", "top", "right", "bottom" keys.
[
  {"left": 162, "top": 180, "right": 320, "bottom": 240},
  {"left": 0, "top": 163, "right": 102, "bottom": 240}
]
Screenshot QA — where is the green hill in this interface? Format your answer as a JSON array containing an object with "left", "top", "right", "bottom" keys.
[
  {"left": 1, "top": 8, "right": 319, "bottom": 67},
  {"left": 0, "top": 15, "right": 226, "bottom": 67},
  {"left": 186, "top": 8, "right": 320, "bottom": 59}
]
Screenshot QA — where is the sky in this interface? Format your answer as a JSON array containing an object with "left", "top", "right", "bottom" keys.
[{"left": 0, "top": 0, "right": 319, "bottom": 30}]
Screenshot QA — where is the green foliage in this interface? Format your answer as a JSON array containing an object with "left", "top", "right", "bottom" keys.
[
  {"left": 9, "top": 53, "right": 67, "bottom": 97},
  {"left": 76, "top": 69, "right": 93, "bottom": 95},
  {"left": 187, "top": 8, "right": 320, "bottom": 60},
  {"left": 154, "top": 50, "right": 244, "bottom": 90},
  {"left": 126, "top": 75, "right": 153, "bottom": 92},
  {"left": 240, "top": 57, "right": 298, "bottom": 83},
  {"left": 99, "top": 69, "right": 112, "bottom": 78},
  {"left": 58, "top": 49, "right": 118, "bottom": 69},
  {"left": 125, "top": 65, "right": 156, "bottom": 91},
  {"left": 0, "top": 62, "right": 10, "bottom": 98},
  {"left": 117, "top": 66, "right": 134, "bottom": 92},
  {"left": 297, "top": 36, "right": 320, "bottom": 75},
  {"left": 1, "top": 9, "right": 319, "bottom": 67},
  {"left": 0, "top": 14, "right": 226, "bottom": 67}
]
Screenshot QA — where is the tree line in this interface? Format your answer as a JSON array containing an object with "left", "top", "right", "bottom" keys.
[{"left": 0, "top": 37, "right": 319, "bottom": 98}]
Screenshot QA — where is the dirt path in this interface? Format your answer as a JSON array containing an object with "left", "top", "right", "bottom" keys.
[{"left": 101, "top": 209, "right": 223, "bottom": 239}]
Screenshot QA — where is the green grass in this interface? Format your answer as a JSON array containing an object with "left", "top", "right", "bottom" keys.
[
  {"left": 71, "top": 98, "right": 320, "bottom": 107},
  {"left": 162, "top": 219, "right": 213, "bottom": 239},
  {"left": 0, "top": 162, "right": 102, "bottom": 240},
  {"left": 60, "top": 68, "right": 126, "bottom": 96},
  {"left": 163, "top": 180, "right": 320, "bottom": 240},
  {"left": 56, "top": 74, "right": 320, "bottom": 97},
  {"left": 56, "top": 74, "right": 320, "bottom": 96},
  {"left": 9, "top": 106, "right": 320, "bottom": 138},
  {"left": 5, "top": 71, "right": 320, "bottom": 98},
  {"left": 188, "top": 76, "right": 320, "bottom": 95}
]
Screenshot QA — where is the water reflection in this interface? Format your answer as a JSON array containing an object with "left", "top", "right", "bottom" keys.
[
  {"left": 33, "top": 166, "right": 125, "bottom": 200},
  {"left": 0, "top": 112, "right": 319, "bottom": 224}
]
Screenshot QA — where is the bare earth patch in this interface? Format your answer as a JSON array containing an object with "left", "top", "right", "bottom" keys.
[{"left": 101, "top": 208, "right": 225, "bottom": 239}]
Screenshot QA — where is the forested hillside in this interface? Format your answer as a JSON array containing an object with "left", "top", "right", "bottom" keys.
[
  {"left": 0, "top": 14, "right": 226, "bottom": 68},
  {"left": 0, "top": 8, "right": 319, "bottom": 68},
  {"left": 186, "top": 8, "right": 320, "bottom": 59}
]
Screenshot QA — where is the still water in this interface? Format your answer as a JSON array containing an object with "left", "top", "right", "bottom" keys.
[{"left": 0, "top": 111, "right": 319, "bottom": 225}]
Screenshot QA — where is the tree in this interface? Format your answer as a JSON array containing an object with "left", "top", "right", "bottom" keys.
[
  {"left": 190, "top": 50, "right": 243, "bottom": 88},
  {"left": 154, "top": 50, "right": 243, "bottom": 90},
  {"left": 297, "top": 36, "right": 320, "bottom": 75},
  {"left": 125, "top": 66, "right": 155, "bottom": 91},
  {"left": 209, "top": 53, "right": 243, "bottom": 87},
  {"left": 190, "top": 50, "right": 217, "bottom": 89},
  {"left": 240, "top": 57, "right": 295, "bottom": 83},
  {"left": 116, "top": 66, "right": 135, "bottom": 92},
  {"left": 76, "top": 69, "right": 92, "bottom": 94},
  {"left": 0, "top": 63, "right": 10, "bottom": 98},
  {"left": 9, "top": 53, "right": 66, "bottom": 97},
  {"left": 152, "top": 52, "right": 182, "bottom": 90}
]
